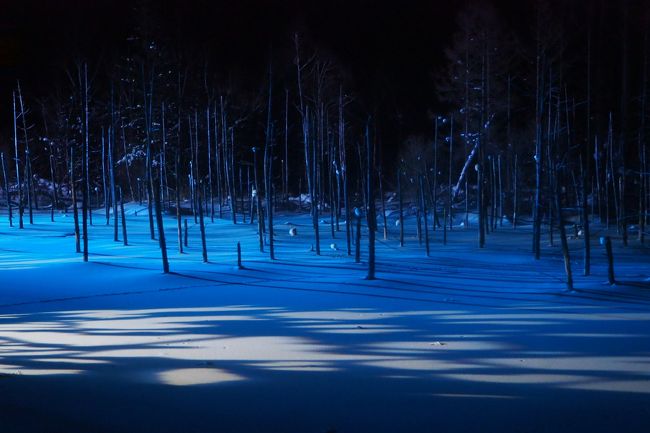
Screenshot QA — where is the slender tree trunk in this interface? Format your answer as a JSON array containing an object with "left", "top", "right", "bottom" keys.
[
  {"left": 365, "top": 123, "right": 376, "bottom": 280},
  {"left": 198, "top": 183, "right": 208, "bottom": 263},
  {"left": 102, "top": 129, "right": 109, "bottom": 225},
  {"left": 595, "top": 136, "right": 603, "bottom": 223},
  {"left": 432, "top": 117, "right": 439, "bottom": 230},
  {"left": 379, "top": 171, "right": 388, "bottom": 240},
  {"left": 284, "top": 89, "right": 289, "bottom": 203},
  {"left": 81, "top": 65, "right": 89, "bottom": 262},
  {"left": 119, "top": 187, "right": 128, "bottom": 246},
  {"left": 581, "top": 157, "right": 591, "bottom": 275},
  {"left": 17, "top": 83, "right": 34, "bottom": 225},
  {"left": 398, "top": 170, "right": 404, "bottom": 246},
  {"left": 355, "top": 212, "right": 361, "bottom": 264},
  {"left": 214, "top": 102, "right": 223, "bottom": 219},
  {"left": 120, "top": 122, "right": 135, "bottom": 201},
  {"left": 13, "top": 92, "right": 23, "bottom": 229},
  {"left": 70, "top": 147, "right": 80, "bottom": 252},
  {"left": 513, "top": 154, "right": 518, "bottom": 229},
  {"left": 109, "top": 127, "right": 118, "bottom": 242},
  {"left": 533, "top": 31, "right": 543, "bottom": 258},
  {"left": 339, "top": 88, "right": 351, "bottom": 256},
  {"left": 49, "top": 136, "right": 59, "bottom": 220},
  {"left": 143, "top": 66, "right": 156, "bottom": 240},
  {"left": 498, "top": 154, "right": 503, "bottom": 227},
  {"left": 443, "top": 206, "right": 447, "bottom": 245},
  {"left": 253, "top": 148, "right": 264, "bottom": 252},
  {"left": 175, "top": 152, "right": 183, "bottom": 253},
  {"left": 420, "top": 175, "right": 430, "bottom": 256},
  {"left": 184, "top": 219, "right": 188, "bottom": 248},
  {"left": 206, "top": 106, "right": 214, "bottom": 222},
  {"left": 448, "top": 115, "right": 453, "bottom": 231},
  {"left": 1, "top": 153, "right": 12, "bottom": 226},
  {"left": 554, "top": 165, "right": 573, "bottom": 291},
  {"left": 264, "top": 63, "right": 275, "bottom": 259},
  {"left": 154, "top": 168, "right": 169, "bottom": 273}
]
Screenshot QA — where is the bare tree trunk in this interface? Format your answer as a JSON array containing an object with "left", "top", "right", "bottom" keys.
[
  {"left": 420, "top": 175, "right": 429, "bottom": 256},
  {"left": 339, "top": 88, "right": 351, "bottom": 256},
  {"left": 207, "top": 106, "right": 214, "bottom": 222},
  {"left": 212, "top": 103, "right": 222, "bottom": 219},
  {"left": 581, "top": 157, "right": 591, "bottom": 275},
  {"left": 175, "top": 152, "right": 183, "bottom": 253},
  {"left": 120, "top": 122, "right": 135, "bottom": 201},
  {"left": 533, "top": 28, "right": 543, "bottom": 259},
  {"left": 448, "top": 115, "right": 453, "bottom": 231},
  {"left": 379, "top": 171, "right": 388, "bottom": 240},
  {"left": 198, "top": 183, "right": 208, "bottom": 263},
  {"left": 398, "top": 169, "right": 404, "bottom": 247},
  {"left": 1, "top": 153, "right": 12, "bottom": 226},
  {"left": 640, "top": 25, "right": 648, "bottom": 244},
  {"left": 102, "top": 129, "right": 109, "bottom": 225},
  {"left": 253, "top": 148, "right": 264, "bottom": 252},
  {"left": 81, "top": 65, "right": 89, "bottom": 262},
  {"left": 498, "top": 154, "right": 503, "bottom": 227},
  {"left": 49, "top": 153, "right": 57, "bottom": 222},
  {"left": 109, "top": 127, "right": 118, "bottom": 242},
  {"left": 143, "top": 66, "right": 156, "bottom": 240},
  {"left": 554, "top": 166, "right": 573, "bottom": 291},
  {"left": 264, "top": 62, "right": 275, "bottom": 260},
  {"left": 13, "top": 91, "right": 24, "bottom": 229},
  {"left": 584, "top": 24, "right": 592, "bottom": 269},
  {"left": 513, "top": 154, "right": 518, "bottom": 229},
  {"left": 595, "top": 136, "right": 603, "bottom": 223},
  {"left": 154, "top": 166, "right": 170, "bottom": 273},
  {"left": 284, "top": 89, "right": 289, "bottom": 204},
  {"left": 17, "top": 83, "right": 34, "bottom": 224},
  {"left": 355, "top": 212, "right": 361, "bottom": 264},
  {"left": 432, "top": 117, "right": 439, "bottom": 230},
  {"left": 70, "top": 147, "right": 80, "bottom": 252},
  {"left": 119, "top": 186, "right": 128, "bottom": 246},
  {"left": 365, "top": 123, "right": 376, "bottom": 280}
]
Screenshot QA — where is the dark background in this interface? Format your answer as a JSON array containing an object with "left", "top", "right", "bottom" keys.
[
  {"left": 0, "top": 1, "right": 532, "bottom": 135},
  {"left": 0, "top": 0, "right": 645, "bottom": 159}
]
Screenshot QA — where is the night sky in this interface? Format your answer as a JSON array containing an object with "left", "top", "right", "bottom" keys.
[
  {"left": 0, "top": 0, "right": 645, "bottom": 150},
  {"left": 0, "top": 1, "right": 535, "bottom": 135}
]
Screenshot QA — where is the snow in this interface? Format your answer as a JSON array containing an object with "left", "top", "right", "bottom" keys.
[{"left": 0, "top": 205, "right": 649, "bottom": 432}]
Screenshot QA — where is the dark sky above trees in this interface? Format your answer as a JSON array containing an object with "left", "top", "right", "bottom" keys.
[
  {"left": 0, "top": 0, "right": 648, "bottom": 152},
  {"left": 0, "top": 1, "right": 519, "bottom": 130}
]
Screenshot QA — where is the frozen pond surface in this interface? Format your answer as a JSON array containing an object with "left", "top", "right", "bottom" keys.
[{"left": 0, "top": 207, "right": 649, "bottom": 433}]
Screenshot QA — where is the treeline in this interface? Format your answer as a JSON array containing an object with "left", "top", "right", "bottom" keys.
[{"left": 0, "top": 0, "right": 648, "bottom": 286}]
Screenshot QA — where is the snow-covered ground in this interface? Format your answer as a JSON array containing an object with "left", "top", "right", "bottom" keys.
[{"left": 0, "top": 205, "right": 649, "bottom": 433}]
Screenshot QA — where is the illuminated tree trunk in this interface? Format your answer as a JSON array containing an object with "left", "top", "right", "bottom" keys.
[
  {"left": 13, "top": 91, "right": 23, "bottom": 229},
  {"left": 1, "top": 152, "right": 12, "bottom": 226},
  {"left": 264, "top": 66, "right": 275, "bottom": 260},
  {"left": 81, "top": 64, "right": 89, "bottom": 262},
  {"left": 365, "top": 123, "right": 376, "bottom": 280}
]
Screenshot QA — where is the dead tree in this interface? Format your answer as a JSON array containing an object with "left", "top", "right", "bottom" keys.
[
  {"left": 175, "top": 152, "right": 183, "bottom": 253},
  {"left": 70, "top": 146, "right": 80, "bottom": 252},
  {"left": 102, "top": 129, "right": 109, "bottom": 225},
  {"left": 13, "top": 91, "right": 24, "bottom": 229},
  {"left": 119, "top": 187, "right": 128, "bottom": 246},
  {"left": 1, "top": 153, "right": 12, "bottom": 226},
  {"left": 198, "top": 183, "right": 208, "bottom": 263},
  {"left": 109, "top": 126, "right": 118, "bottom": 242},
  {"left": 81, "top": 64, "right": 89, "bottom": 262},
  {"left": 154, "top": 165, "right": 170, "bottom": 273},
  {"left": 253, "top": 147, "right": 264, "bottom": 252},
  {"left": 17, "top": 82, "right": 34, "bottom": 225},
  {"left": 365, "top": 123, "right": 376, "bottom": 280},
  {"left": 264, "top": 62, "right": 275, "bottom": 260},
  {"left": 554, "top": 164, "right": 573, "bottom": 291}
]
